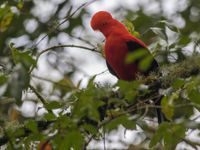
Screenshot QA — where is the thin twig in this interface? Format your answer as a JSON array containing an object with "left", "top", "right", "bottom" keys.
[
  {"left": 182, "top": 138, "right": 200, "bottom": 150},
  {"left": 29, "top": 84, "right": 53, "bottom": 114},
  {"left": 29, "top": 44, "right": 100, "bottom": 73},
  {"left": 37, "top": 44, "right": 100, "bottom": 59},
  {"left": 34, "top": 2, "right": 88, "bottom": 48},
  {"left": 192, "top": 114, "right": 200, "bottom": 121},
  {"left": 103, "top": 128, "right": 106, "bottom": 150},
  {"left": 70, "top": 35, "right": 97, "bottom": 47},
  {"left": 94, "top": 69, "right": 108, "bottom": 76},
  {"left": 31, "top": 75, "right": 61, "bottom": 85},
  {"left": 84, "top": 101, "right": 196, "bottom": 148},
  {"left": 31, "top": 74, "right": 78, "bottom": 90}
]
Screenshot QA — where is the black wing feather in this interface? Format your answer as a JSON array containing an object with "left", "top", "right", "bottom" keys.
[
  {"left": 127, "top": 40, "right": 167, "bottom": 123},
  {"left": 106, "top": 60, "right": 119, "bottom": 78},
  {"left": 126, "top": 40, "right": 159, "bottom": 75}
]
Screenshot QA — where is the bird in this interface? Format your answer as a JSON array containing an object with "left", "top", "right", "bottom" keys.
[{"left": 90, "top": 11, "right": 165, "bottom": 123}]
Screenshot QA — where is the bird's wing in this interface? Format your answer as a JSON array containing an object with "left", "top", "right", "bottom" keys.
[
  {"left": 127, "top": 39, "right": 165, "bottom": 124},
  {"left": 106, "top": 60, "right": 119, "bottom": 78},
  {"left": 126, "top": 39, "right": 159, "bottom": 76}
]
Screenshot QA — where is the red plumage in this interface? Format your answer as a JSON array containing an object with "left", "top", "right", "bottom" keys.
[
  {"left": 91, "top": 11, "right": 166, "bottom": 124},
  {"left": 91, "top": 11, "right": 158, "bottom": 81}
]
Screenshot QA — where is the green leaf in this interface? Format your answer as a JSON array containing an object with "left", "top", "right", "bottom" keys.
[
  {"left": 122, "top": 119, "right": 136, "bottom": 129},
  {"left": 56, "top": 116, "right": 73, "bottom": 129},
  {"left": 117, "top": 80, "right": 139, "bottom": 102},
  {"left": 139, "top": 55, "right": 154, "bottom": 71},
  {"left": 25, "top": 119, "right": 38, "bottom": 133},
  {"left": 10, "top": 43, "right": 36, "bottom": 69},
  {"left": 150, "top": 27, "right": 168, "bottom": 41},
  {"left": 81, "top": 124, "right": 98, "bottom": 135},
  {"left": 178, "top": 36, "right": 191, "bottom": 45},
  {"left": 188, "top": 90, "right": 200, "bottom": 105},
  {"left": 72, "top": 84, "right": 105, "bottom": 122},
  {"left": 173, "top": 97, "right": 193, "bottom": 119},
  {"left": 59, "top": 130, "right": 84, "bottom": 150},
  {"left": 44, "top": 113, "right": 56, "bottom": 120},
  {"left": 122, "top": 19, "right": 140, "bottom": 37},
  {"left": 150, "top": 123, "right": 185, "bottom": 149},
  {"left": 163, "top": 124, "right": 186, "bottom": 150},
  {"left": 159, "top": 20, "right": 179, "bottom": 33},
  {"left": 12, "top": 128, "right": 25, "bottom": 138},
  {"left": 104, "top": 115, "right": 135, "bottom": 132},
  {"left": 25, "top": 133, "right": 44, "bottom": 142},
  {"left": 0, "top": 5, "right": 13, "bottom": 32},
  {"left": 46, "top": 101, "right": 62, "bottom": 110},
  {"left": 17, "top": 0, "right": 24, "bottom": 9},
  {"left": 163, "top": 131, "right": 174, "bottom": 150},
  {"left": 172, "top": 79, "right": 185, "bottom": 89},
  {"left": 126, "top": 49, "right": 155, "bottom": 71},
  {"left": 149, "top": 122, "right": 170, "bottom": 147},
  {"left": 0, "top": 74, "right": 7, "bottom": 85},
  {"left": 122, "top": 20, "right": 135, "bottom": 32},
  {"left": 161, "top": 96, "right": 174, "bottom": 120},
  {"left": 126, "top": 49, "right": 148, "bottom": 64}
]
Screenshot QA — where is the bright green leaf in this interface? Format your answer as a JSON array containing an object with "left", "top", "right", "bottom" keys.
[
  {"left": 17, "top": 0, "right": 24, "bottom": 9},
  {"left": 44, "top": 113, "right": 56, "bottom": 121},
  {"left": 149, "top": 122, "right": 170, "bottom": 147},
  {"left": 46, "top": 101, "right": 62, "bottom": 110},
  {"left": 104, "top": 115, "right": 135, "bottom": 132},
  {"left": 139, "top": 55, "right": 154, "bottom": 71},
  {"left": 161, "top": 96, "right": 174, "bottom": 120},
  {"left": 117, "top": 80, "right": 139, "bottom": 102},
  {"left": 126, "top": 49, "right": 148, "bottom": 64},
  {"left": 163, "top": 124, "right": 186, "bottom": 150},
  {"left": 122, "top": 20, "right": 140, "bottom": 37},
  {"left": 81, "top": 124, "right": 98, "bottom": 135},
  {"left": 0, "top": 6, "right": 13, "bottom": 32},
  {"left": 59, "top": 130, "right": 84, "bottom": 150},
  {"left": 172, "top": 79, "right": 185, "bottom": 89},
  {"left": 178, "top": 36, "right": 191, "bottom": 45},
  {"left": 188, "top": 90, "right": 200, "bottom": 105},
  {"left": 10, "top": 44, "right": 36, "bottom": 69},
  {"left": 25, "top": 119, "right": 38, "bottom": 133},
  {"left": 0, "top": 74, "right": 7, "bottom": 85}
]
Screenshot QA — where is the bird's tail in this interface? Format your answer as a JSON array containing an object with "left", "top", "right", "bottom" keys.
[{"left": 155, "top": 96, "right": 167, "bottom": 124}]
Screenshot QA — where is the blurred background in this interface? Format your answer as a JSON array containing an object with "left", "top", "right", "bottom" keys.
[{"left": 0, "top": 0, "right": 200, "bottom": 149}]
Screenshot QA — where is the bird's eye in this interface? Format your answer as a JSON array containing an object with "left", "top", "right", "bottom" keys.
[{"left": 102, "top": 22, "right": 107, "bottom": 26}]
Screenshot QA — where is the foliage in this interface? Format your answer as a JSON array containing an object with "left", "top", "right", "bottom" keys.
[{"left": 0, "top": 0, "right": 200, "bottom": 150}]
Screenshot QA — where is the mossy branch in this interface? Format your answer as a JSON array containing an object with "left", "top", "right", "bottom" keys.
[{"left": 1, "top": 55, "right": 200, "bottom": 147}]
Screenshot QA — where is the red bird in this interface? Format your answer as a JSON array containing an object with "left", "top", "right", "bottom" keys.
[
  {"left": 91, "top": 11, "right": 164, "bottom": 123},
  {"left": 90, "top": 11, "right": 158, "bottom": 81}
]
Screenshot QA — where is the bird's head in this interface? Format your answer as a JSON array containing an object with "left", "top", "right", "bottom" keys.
[
  {"left": 90, "top": 11, "right": 113, "bottom": 31},
  {"left": 90, "top": 11, "right": 129, "bottom": 37}
]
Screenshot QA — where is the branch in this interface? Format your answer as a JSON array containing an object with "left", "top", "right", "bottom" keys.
[
  {"left": 70, "top": 35, "right": 97, "bottom": 47},
  {"left": 0, "top": 120, "right": 53, "bottom": 146},
  {"left": 84, "top": 99, "right": 196, "bottom": 148},
  {"left": 34, "top": 2, "right": 88, "bottom": 47},
  {"left": 29, "top": 44, "right": 100, "bottom": 73},
  {"left": 2, "top": 55, "right": 200, "bottom": 148},
  {"left": 37, "top": 44, "right": 100, "bottom": 59},
  {"left": 31, "top": 74, "right": 78, "bottom": 89},
  {"left": 182, "top": 138, "right": 200, "bottom": 150},
  {"left": 28, "top": 85, "right": 53, "bottom": 114}
]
